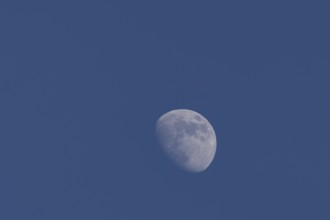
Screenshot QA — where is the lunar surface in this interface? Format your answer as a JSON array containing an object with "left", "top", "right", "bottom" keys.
[{"left": 155, "top": 109, "right": 217, "bottom": 172}]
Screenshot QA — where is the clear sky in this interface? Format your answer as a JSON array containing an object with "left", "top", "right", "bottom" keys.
[{"left": 0, "top": 1, "right": 329, "bottom": 219}]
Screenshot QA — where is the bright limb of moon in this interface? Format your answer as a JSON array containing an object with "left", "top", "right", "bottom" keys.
[{"left": 155, "top": 109, "right": 217, "bottom": 173}]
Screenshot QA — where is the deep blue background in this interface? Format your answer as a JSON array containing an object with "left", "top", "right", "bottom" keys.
[{"left": 1, "top": 1, "right": 329, "bottom": 219}]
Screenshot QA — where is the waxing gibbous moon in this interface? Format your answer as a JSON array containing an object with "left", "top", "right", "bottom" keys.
[{"left": 156, "top": 109, "right": 217, "bottom": 173}]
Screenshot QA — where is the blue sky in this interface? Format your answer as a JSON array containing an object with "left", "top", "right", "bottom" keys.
[{"left": 0, "top": 1, "right": 329, "bottom": 219}]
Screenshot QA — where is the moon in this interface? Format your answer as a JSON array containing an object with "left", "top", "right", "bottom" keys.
[{"left": 155, "top": 109, "right": 217, "bottom": 173}]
